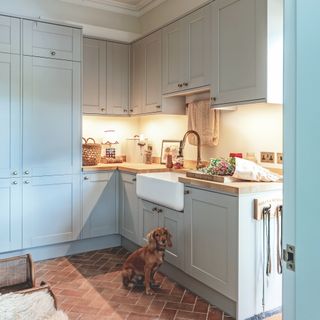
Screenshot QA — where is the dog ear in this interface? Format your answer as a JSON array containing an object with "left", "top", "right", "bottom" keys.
[
  {"left": 164, "top": 228, "right": 173, "bottom": 248},
  {"left": 146, "top": 230, "right": 157, "bottom": 251}
]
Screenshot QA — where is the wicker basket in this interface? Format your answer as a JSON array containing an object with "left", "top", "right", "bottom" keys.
[
  {"left": 82, "top": 137, "right": 101, "bottom": 166},
  {"left": 0, "top": 254, "right": 35, "bottom": 294}
]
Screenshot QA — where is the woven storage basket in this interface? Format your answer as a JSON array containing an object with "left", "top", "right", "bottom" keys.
[
  {"left": 82, "top": 137, "right": 101, "bottom": 166},
  {"left": 0, "top": 254, "right": 35, "bottom": 294}
]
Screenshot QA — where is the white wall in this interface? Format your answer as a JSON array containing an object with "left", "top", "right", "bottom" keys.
[
  {"left": 0, "top": 0, "right": 141, "bottom": 42},
  {"left": 83, "top": 103, "right": 283, "bottom": 166}
]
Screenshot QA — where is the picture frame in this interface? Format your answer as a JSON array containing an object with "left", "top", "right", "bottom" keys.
[{"left": 160, "top": 140, "right": 181, "bottom": 164}]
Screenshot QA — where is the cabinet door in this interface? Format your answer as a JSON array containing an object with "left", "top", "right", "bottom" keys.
[
  {"left": 23, "top": 175, "right": 81, "bottom": 248},
  {"left": 119, "top": 173, "right": 139, "bottom": 244},
  {"left": 107, "top": 42, "right": 129, "bottom": 115},
  {"left": 22, "top": 56, "right": 81, "bottom": 176},
  {"left": 82, "top": 172, "right": 117, "bottom": 239},
  {"left": 162, "top": 21, "right": 183, "bottom": 94},
  {"left": 159, "top": 207, "right": 185, "bottom": 270},
  {"left": 83, "top": 38, "right": 107, "bottom": 114},
  {"left": 130, "top": 41, "right": 143, "bottom": 115},
  {"left": 0, "top": 16, "right": 20, "bottom": 54},
  {"left": 139, "top": 200, "right": 159, "bottom": 246},
  {"left": 184, "top": 187, "right": 238, "bottom": 301},
  {"left": 23, "top": 20, "right": 81, "bottom": 61},
  {"left": 0, "top": 179, "right": 22, "bottom": 252},
  {"left": 211, "top": 0, "right": 267, "bottom": 106},
  {"left": 182, "top": 6, "right": 211, "bottom": 90},
  {"left": 142, "top": 30, "right": 162, "bottom": 113},
  {"left": 0, "top": 53, "right": 20, "bottom": 178}
]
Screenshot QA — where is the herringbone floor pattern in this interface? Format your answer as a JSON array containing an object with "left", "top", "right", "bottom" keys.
[{"left": 35, "top": 247, "right": 280, "bottom": 320}]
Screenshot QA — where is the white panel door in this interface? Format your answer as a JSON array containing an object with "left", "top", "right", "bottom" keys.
[
  {"left": 82, "top": 172, "right": 117, "bottom": 239},
  {"left": 119, "top": 173, "right": 139, "bottom": 244},
  {"left": 143, "top": 30, "right": 162, "bottom": 113},
  {"left": 0, "top": 16, "right": 20, "bottom": 54},
  {"left": 107, "top": 42, "right": 129, "bottom": 115},
  {"left": 162, "top": 21, "right": 183, "bottom": 94},
  {"left": 0, "top": 53, "right": 20, "bottom": 178},
  {"left": 184, "top": 187, "right": 238, "bottom": 301},
  {"left": 23, "top": 20, "right": 81, "bottom": 61},
  {"left": 83, "top": 38, "right": 107, "bottom": 114},
  {"left": 182, "top": 6, "right": 211, "bottom": 90},
  {"left": 211, "top": 0, "right": 267, "bottom": 107},
  {"left": 130, "top": 41, "right": 144, "bottom": 115},
  {"left": 0, "top": 179, "right": 22, "bottom": 252},
  {"left": 159, "top": 207, "right": 185, "bottom": 270},
  {"left": 23, "top": 175, "right": 81, "bottom": 248},
  {"left": 22, "top": 56, "right": 81, "bottom": 176}
]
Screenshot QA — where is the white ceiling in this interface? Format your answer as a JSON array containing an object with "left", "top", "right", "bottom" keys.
[{"left": 60, "top": 0, "right": 166, "bottom": 16}]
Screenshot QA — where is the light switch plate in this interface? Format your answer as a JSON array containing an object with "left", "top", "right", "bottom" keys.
[
  {"left": 260, "top": 152, "right": 275, "bottom": 163},
  {"left": 277, "top": 153, "right": 283, "bottom": 164}
]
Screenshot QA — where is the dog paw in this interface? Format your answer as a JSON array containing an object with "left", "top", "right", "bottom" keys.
[{"left": 145, "top": 288, "right": 154, "bottom": 295}]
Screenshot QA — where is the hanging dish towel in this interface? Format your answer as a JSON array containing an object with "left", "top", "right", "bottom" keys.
[{"left": 187, "top": 100, "right": 220, "bottom": 146}]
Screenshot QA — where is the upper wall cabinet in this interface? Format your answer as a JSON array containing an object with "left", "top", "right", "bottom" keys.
[
  {"left": 0, "top": 16, "right": 20, "bottom": 54},
  {"left": 162, "top": 5, "right": 211, "bottom": 94},
  {"left": 210, "top": 0, "right": 283, "bottom": 107},
  {"left": 83, "top": 38, "right": 107, "bottom": 114},
  {"left": 23, "top": 20, "right": 81, "bottom": 61},
  {"left": 107, "top": 42, "right": 130, "bottom": 115},
  {"left": 131, "top": 31, "right": 185, "bottom": 115}
]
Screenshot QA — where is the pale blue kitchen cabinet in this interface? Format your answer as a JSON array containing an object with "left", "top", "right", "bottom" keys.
[
  {"left": 184, "top": 187, "right": 238, "bottom": 301},
  {"left": 23, "top": 175, "right": 81, "bottom": 248},
  {"left": 139, "top": 199, "right": 185, "bottom": 269},
  {"left": 0, "top": 179, "right": 22, "bottom": 252},
  {"left": 82, "top": 172, "right": 118, "bottom": 239},
  {"left": 0, "top": 16, "right": 20, "bottom": 54},
  {"left": 22, "top": 56, "right": 81, "bottom": 176},
  {"left": 0, "top": 53, "right": 20, "bottom": 179},
  {"left": 119, "top": 173, "right": 139, "bottom": 244}
]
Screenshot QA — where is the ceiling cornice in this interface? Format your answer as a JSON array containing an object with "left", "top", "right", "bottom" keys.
[{"left": 60, "top": 0, "right": 166, "bottom": 17}]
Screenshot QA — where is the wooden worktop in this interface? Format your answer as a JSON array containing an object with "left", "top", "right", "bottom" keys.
[
  {"left": 179, "top": 176, "right": 282, "bottom": 195},
  {"left": 83, "top": 162, "right": 282, "bottom": 195}
]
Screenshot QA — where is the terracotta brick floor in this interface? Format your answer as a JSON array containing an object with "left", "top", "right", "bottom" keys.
[{"left": 35, "top": 247, "right": 280, "bottom": 320}]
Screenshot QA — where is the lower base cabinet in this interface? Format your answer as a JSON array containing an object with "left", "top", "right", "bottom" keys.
[
  {"left": 82, "top": 171, "right": 117, "bottom": 239},
  {"left": 119, "top": 173, "right": 139, "bottom": 244},
  {"left": 139, "top": 199, "right": 184, "bottom": 269},
  {"left": 23, "top": 175, "right": 81, "bottom": 248},
  {"left": 0, "top": 179, "right": 22, "bottom": 252},
  {"left": 184, "top": 186, "right": 238, "bottom": 301}
]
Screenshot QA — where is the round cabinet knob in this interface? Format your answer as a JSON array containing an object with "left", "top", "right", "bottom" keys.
[
  {"left": 101, "top": 107, "right": 105, "bottom": 112},
  {"left": 132, "top": 178, "right": 136, "bottom": 182},
  {"left": 123, "top": 109, "right": 128, "bottom": 113},
  {"left": 12, "top": 171, "right": 18, "bottom": 176},
  {"left": 178, "top": 83, "right": 183, "bottom": 88},
  {"left": 183, "top": 82, "right": 188, "bottom": 87},
  {"left": 156, "top": 105, "right": 161, "bottom": 109},
  {"left": 84, "top": 176, "right": 89, "bottom": 180},
  {"left": 24, "top": 180, "right": 30, "bottom": 184},
  {"left": 211, "top": 97, "right": 216, "bottom": 102},
  {"left": 157, "top": 208, "right": 163, "bottom": 213},
  {"left": 50, "top": 50, "right": 56, "bottom": 56},
  {"left": 24, "top": 170, "right": 30, "bottom": 175},
  {"left": 152, "top": 207, "right": 157, "bottom": 212},
  {"left": 184, "top": 190, "right": 190, "bottom": 195},
  {"left": 12, "top": 181, "right": 18, "bottom": 185}
]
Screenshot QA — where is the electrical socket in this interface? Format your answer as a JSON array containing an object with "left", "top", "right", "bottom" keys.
[
  {"left": 260, "top": 152, "right": 275, "bottom": 163},
  {"left": 277, "top": 153, "right": 283, "bottom": 164}
]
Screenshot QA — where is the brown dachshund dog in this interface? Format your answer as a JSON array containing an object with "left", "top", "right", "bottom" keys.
[{"left": 122, "top": 227, "right": 172, "bottom": 295}]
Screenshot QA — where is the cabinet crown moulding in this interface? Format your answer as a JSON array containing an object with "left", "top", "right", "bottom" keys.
[{"left": 59, "top": 0, "right": 167, "bottom": 16}]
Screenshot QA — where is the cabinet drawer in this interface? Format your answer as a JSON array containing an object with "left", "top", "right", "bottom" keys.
[
  {"left": 23, "top": 20, "right": 81, "bottom": 61},
  {"left": 0, "top": 16, "right": 20, "bottom": 54}
]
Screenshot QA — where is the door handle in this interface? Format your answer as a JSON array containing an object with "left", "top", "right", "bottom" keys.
[{"left": 24, "top": 180, "right": 30, "bottom": 184}]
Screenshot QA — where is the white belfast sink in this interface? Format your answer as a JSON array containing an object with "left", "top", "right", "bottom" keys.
[{"left": 136, "top": 172, "right": 185, "bottom": 211}]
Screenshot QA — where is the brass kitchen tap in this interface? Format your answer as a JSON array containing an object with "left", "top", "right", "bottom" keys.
[{"left": 178, "top": 130, "right": 204, "bottom": 169}]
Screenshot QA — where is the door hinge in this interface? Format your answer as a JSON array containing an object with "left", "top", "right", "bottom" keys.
[{"left": 283, "top": 244, "right": 295, "bottom": 272}]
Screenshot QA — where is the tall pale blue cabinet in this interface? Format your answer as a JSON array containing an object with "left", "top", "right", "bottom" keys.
[{"left": 0, "top": 16, "right": 82, "bottom": 253}]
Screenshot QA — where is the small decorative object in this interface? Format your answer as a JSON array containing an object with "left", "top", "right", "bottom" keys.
[
  {"left": 145, "top": 145, "right": 153, "bottom": 164},
  {"left": 160, "top": 140, "right": 181, "bottom": 164},
  {"left": 166, "top": 154, "right": 173, "bottom": 168},
  {"left": 229, "top": 152, "right": 243, "bottom": 158},
  {"left": 102, "top": 130, "right": 119, "bottom": 159},
  {"left": 200, "top": 158, "right": 236, "bottom": 176},
  {"left": 82, "top": 138, "right": 101, "bottom": 166}
]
